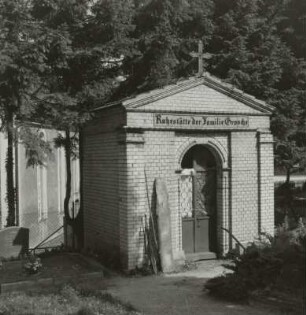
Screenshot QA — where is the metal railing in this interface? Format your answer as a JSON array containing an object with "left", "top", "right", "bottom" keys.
[{"left": 29, "top": 225, "right": 64, "bottom": 255}]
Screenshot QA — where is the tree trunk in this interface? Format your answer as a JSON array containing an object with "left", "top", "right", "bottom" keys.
[
  {"left": 63, "top": 128, "right": 75, "bottom": 249},
  {"left": 6, "top": 112, "right": 16, "bottom": 226},
  {"left": 285, "top": 168, "right": 290, "bottom": 184},
  {"left": 64, "top": 129, "right": 72, "bottom": 223}
]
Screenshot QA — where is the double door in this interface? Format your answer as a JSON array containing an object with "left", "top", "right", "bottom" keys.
[{"left": 181, "top": 170, "right": 217, "bottom": 254}]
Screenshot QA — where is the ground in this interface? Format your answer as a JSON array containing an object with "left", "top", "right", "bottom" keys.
[
  {"left": 0, "top": 252, "right": 102, "bottom": 284},
  {"left": 0, "top": 256, "right": 299, "bottom": 315},
  {"left": 101, "top": 260, "right": 294, "bottom": 315}
]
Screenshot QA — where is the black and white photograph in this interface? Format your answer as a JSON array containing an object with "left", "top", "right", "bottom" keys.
[{"left": 0, "top": 0, "right": 305, "bottom": 314}]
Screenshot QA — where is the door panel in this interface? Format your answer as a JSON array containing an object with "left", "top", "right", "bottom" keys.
[
  {"left": 182, "top": 219, "right": 194, "bottom": 253},
  {"left": 209, "top": 213, "right": 217, "bottom": 252},
  {"left": 195, "top": 216, "right": 210, "bottom": 252}
]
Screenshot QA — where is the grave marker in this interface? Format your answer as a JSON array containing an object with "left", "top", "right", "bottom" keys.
[{"left": 0, "top": 227, "right": 29, "bottom": 259}]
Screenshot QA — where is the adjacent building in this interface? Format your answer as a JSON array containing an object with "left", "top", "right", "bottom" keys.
[{"left": 0, "top": 126, "right": 80, "bottom": 248}]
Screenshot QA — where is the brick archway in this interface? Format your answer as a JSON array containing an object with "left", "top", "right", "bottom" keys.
[{"left": 177, "top": 137, "right": 228, "bottom": 170}]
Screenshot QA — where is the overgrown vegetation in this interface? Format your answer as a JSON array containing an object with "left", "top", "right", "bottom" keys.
[
  {"left": 205, "top": 225, "right": 306, "bottom": 306},
  {"left": 0, "top": 285, "right": 140, "bottom": 315},
  {"left": 275, "top": 182, "right": 306, "bottom": 226}
]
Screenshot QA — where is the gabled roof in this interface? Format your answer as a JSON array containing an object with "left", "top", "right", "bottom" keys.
[{"left": 93, "top": 73, "right": 275, "bottom": 115}]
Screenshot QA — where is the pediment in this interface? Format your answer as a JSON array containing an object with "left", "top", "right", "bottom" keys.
[{"left": 121, "top": 76, "right": 273, "bottom": 115}]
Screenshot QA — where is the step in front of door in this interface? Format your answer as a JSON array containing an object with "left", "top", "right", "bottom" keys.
[{"left": 185, "top": 252, "right": 217, "bottom": 261}]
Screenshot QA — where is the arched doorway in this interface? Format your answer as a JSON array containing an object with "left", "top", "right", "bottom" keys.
[{"left": 180, "top": 145, "right": 217, "bottom": 257}]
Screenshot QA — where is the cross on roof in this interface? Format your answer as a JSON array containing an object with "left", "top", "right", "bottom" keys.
[{"left": 190, "top": 40, "right": 212, "bottom": 76}]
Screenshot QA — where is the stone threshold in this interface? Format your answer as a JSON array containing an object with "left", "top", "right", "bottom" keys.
[{"left": 186, "top": 252, "right": 217, "bottom": 261}]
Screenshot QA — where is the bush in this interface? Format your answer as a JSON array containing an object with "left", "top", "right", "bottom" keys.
[
  {"left": 205, "top": 274, "right": 249, "bottom": 302},
  {"left": 205, "top": 227, "right": 306, "bottom": 302}
]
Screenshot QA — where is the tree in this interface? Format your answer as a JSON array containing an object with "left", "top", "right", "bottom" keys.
[
  {"left": 115, "top": 0, "right": 215, "bottom": 97},
  {"left": 275, "top": 139, "right": 306, "bottom": 184},
  {"left": 0, "top": 0, "right": 50, "bottom": 226},
  {"left": 278, "top": 0, "right": 306, "bottom": 59},
  {"left": 30, "top": 0, "right": 136, "bottom": 248},
  {"left": 208, "top": 0, "right": 306, "bottom": 180}
]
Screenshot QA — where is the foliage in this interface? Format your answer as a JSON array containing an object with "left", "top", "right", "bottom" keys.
[
  {"left": 18, "top": 126, "right": 53, "bottom": 167},
  {"left": 30, "top": 0, "right": 136, "bottom": 128},
  {"left": 207, "top": 0, "right": 306, "bottom": 177},
  {"left": 205, "top": 226, "right": 306, "bottom": 302},
  {"left": 53, "top": 132, "right": 79, "bottom": 160},
  {"left": 275, "top": 180, "right": 306, "bottom": 226},
  {"left": 28, "top": 1, "right": 137, "bottom": 246},
  {"left": 274, "top": 139, "right": 306, "bottom": 183},
  {"left": 115, "top": 0, "right": 215, "bottom": 96},
  {"left": 23, "top": 254, "right": 42, "bottom": 275},
  {"left": 0, "top": 0, "right": 51, "bottom": 226}
]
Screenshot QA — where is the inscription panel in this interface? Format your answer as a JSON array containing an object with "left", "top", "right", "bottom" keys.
[{"left": 153, "top": 114, "right": 249, "bottom": 129}]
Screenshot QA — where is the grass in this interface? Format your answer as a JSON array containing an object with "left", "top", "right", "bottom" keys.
[
  {"left": 0, "top": 253, "right": 103, "bottom": 284},
  {"left": 0, "top": 285, "right": 141, "bottom": 315}
]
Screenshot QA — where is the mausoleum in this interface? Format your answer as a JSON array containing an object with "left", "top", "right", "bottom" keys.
[{"left": 82, "top": 74, "right": 275, "bottom": 270}]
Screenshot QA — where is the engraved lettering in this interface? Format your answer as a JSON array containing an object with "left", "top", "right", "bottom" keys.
[{"left": 153, "top": 114, "right": 249, "bottom": 129}]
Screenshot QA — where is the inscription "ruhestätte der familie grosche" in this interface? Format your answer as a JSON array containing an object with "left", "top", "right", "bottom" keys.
[{"left": 154, "top": 114, "right": 249, "bottom": 128}]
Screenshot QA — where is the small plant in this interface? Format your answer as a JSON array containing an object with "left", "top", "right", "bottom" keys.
[
  {"left": 181, "top": 260, "right": 198, "bottom": 271},
  {"left": 23, "top": 254, "right": 42, "bottom": 274}
]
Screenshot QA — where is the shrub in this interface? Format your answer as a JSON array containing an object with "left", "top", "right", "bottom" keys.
[
  {"left": 204, "top": 274, "right": 249, "bottom": 302},
  {"left": 205, "top": 226, "right": 306, "bottom": 302}
]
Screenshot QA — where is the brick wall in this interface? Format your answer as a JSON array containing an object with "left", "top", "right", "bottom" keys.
[
  {"left": 118, "top": 130, "right": 177, "bottom": 269},
  {"left": 123, "top": 130, "right": 232, "bottom": 269},
  {"left": 117, "top": 130, "right": 146, "bottom": 268},
  {"left": 82, "top": 95, "right": 274, "bottom": 270},
  {"left": 82, "top": 107, "right": 125, "bottom": 266},
  {"left": 230, "top": 132, "right": 259, "bottom": 244},
  {"left": 121, "top": 127, "right": 274, "bottom": 269},
  {"left": 258, "top": 132, "right": 274, "bottom": 235}
]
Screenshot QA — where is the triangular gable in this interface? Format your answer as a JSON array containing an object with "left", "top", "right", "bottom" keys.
[
  {"left": 94, "top": 74, "right": 274, "bottom": 115},
  {"left": 127, "top": 84, "right": 263, "bottom": 114}
]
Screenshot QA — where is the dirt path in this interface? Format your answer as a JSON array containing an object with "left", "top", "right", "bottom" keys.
[{"left": 102, "top": 261, "right": 283, "bottom": 315}]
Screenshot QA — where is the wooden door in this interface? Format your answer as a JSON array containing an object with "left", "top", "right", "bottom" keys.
[{"left": 181, "top": 169, "right": 217, "bottom": 254}]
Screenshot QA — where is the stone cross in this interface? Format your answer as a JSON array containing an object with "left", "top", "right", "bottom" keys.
[{"left": 190, "top": 40, "right": 212, "bottom": 76}]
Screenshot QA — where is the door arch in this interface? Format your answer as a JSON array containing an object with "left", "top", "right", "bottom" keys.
[{"left": 180, "top": 145, "right": 218, "bottom": 257}]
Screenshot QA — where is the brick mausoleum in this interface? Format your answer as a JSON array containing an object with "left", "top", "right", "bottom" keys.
[{"left": 82, "top": 74, "right": 275, "bottom": 270}]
